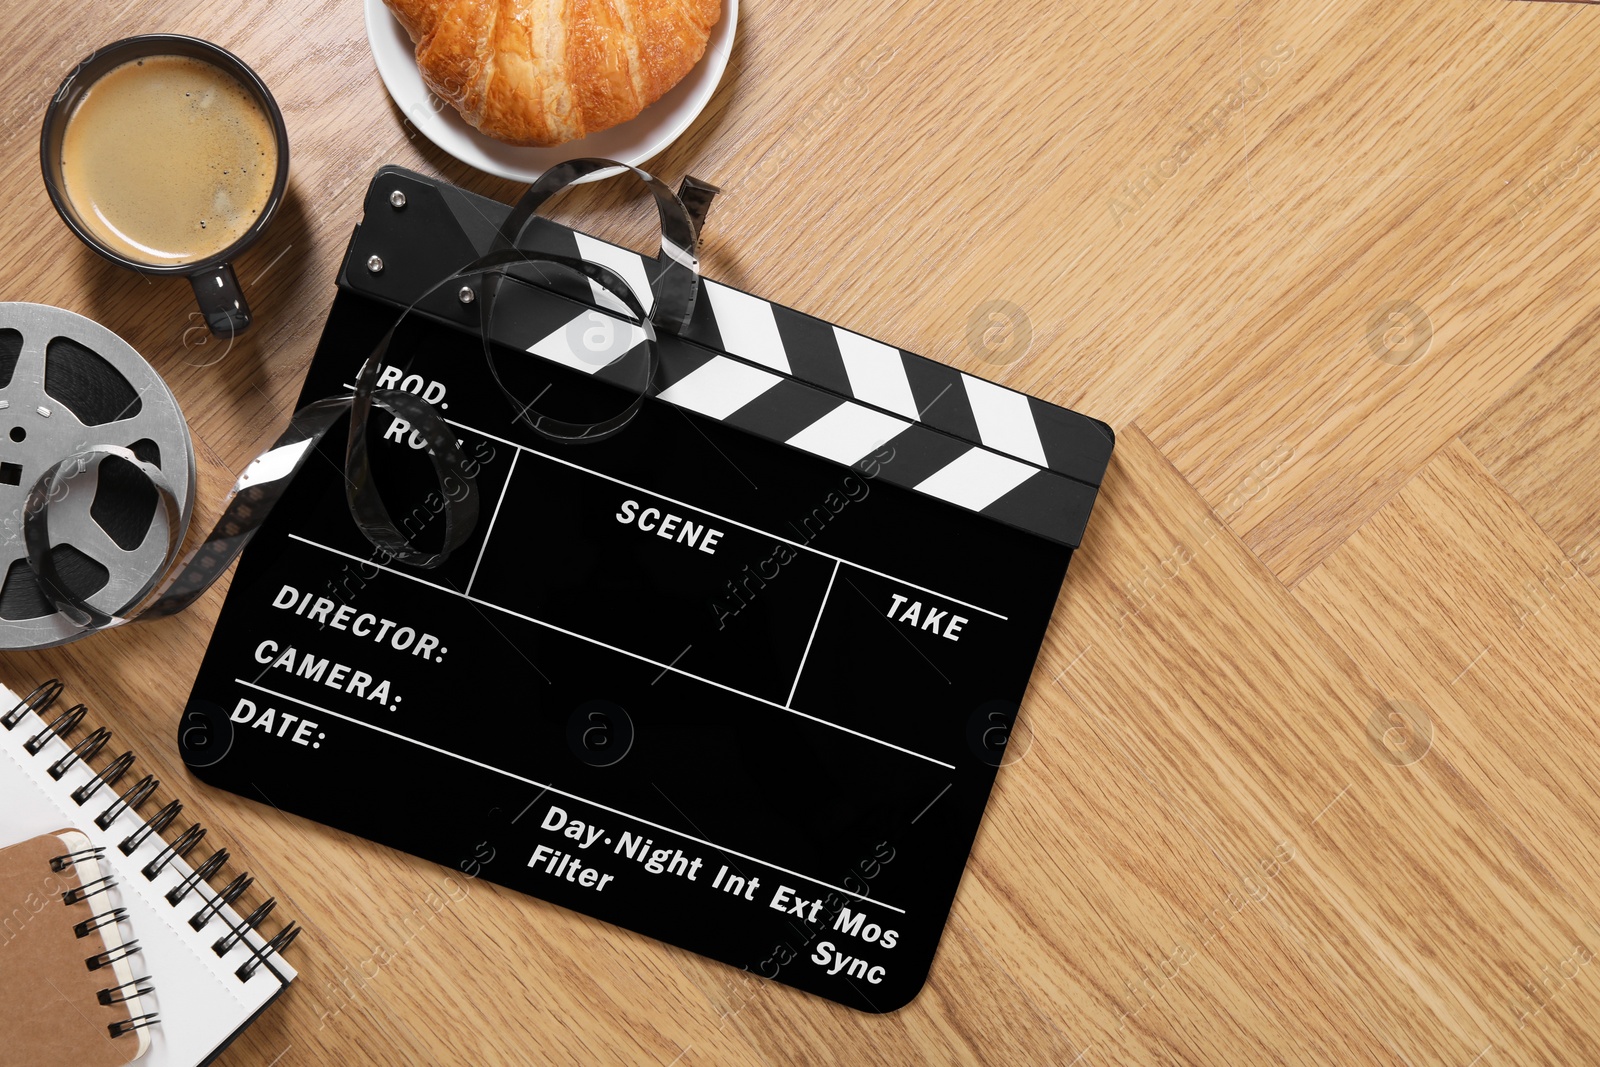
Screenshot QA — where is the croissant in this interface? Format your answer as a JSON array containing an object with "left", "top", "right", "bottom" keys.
[{"left": 383, "top": 0, "right": 722, "bottom": 146}]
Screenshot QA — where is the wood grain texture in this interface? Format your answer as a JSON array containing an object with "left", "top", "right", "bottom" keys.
[
  {"left": 3, "top": 0, "right": 1600, "bottom": 1062},
  {"left": 1463, "top": 305, "right": 1600, "bottom": 577}
]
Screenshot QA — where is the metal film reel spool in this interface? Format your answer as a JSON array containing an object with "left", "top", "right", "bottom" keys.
[{"left": 0, "top": 303, "right": 196, "bottom": 649}]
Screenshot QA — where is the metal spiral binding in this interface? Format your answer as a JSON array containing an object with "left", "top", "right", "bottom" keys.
[
  {"left": 10, "top": 677, "right": 299, "bottom": 992},
  {"left": 74, "top": 907, "right": 128, "bottom": 938},
  {"left": 98, "top": 976, "right": 154, "bottom": 1006},
  {"left": 49, "top": 725, "right": 110, "bottom": 779},
  {"left": 118, "top": 798, "right": 180, "bottom": 855},
  {"left": 72, "top": 749, "right": 134, "bottom": 804},
  {"left": 49, "top": 844, "right": 105, "bottom": 871},
  {"left": 95, "top": 773, "right": 156, "bottom": 830},
  {"left": 63, "top": 873, "right": 116, "bottom": 905},
  {"left": 1, "top": 677, "right": 62, "bottom": 728},
  {"left": 24, "top": 702, "right": 86, "bottom": 754},
  {"left": 86, "top": 938, "right": 142, "bottom": 971},
  {"left": 166, "top": 848, "right": 228, "bottom": 905},
  {"left": 142, "top": 823, "right": 205, "bottom": 880},
  {"left": 190, "top": 872, "right": 252, "bottom": 931},
  {"left": 213, "top": 899, "right": 275, "bottom": 956},
  {"left": 109, "top": 1013, "right": 159, "bottom": 1038},
  {"left": 237, "top": 922, "right": 301, "bottom": 982}
]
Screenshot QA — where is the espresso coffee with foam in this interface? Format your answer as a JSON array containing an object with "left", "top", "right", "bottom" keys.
[{"left": 59, "top": 55, "right": 277, "bottom": 267}]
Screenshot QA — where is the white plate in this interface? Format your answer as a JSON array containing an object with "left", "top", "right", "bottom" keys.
[{"left": 365, "top": 0, "right": 737, "bottom": 183}]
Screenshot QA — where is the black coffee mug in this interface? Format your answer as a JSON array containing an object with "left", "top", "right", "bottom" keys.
[{"left": 40, "top": 35, "right": 290, "bottom": 338}]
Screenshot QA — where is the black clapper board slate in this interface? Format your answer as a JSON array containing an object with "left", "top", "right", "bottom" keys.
[{"left": 181, "top": 167, "right": 1114, "bottom": 1012}]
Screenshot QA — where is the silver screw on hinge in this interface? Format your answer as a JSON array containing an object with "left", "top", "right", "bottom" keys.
[
  {"left": 389, "top": 190, "right": 407, "bottom": 209},
  {"left": 366, "top": 255, "right": 384, "bottom": 274},
  {"left": 457, "top": 286, "right": 476, "bottom": 304}
]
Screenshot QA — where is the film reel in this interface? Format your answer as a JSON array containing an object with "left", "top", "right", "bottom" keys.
[{"left": 0, "top": 303, "right": 195, "bottom": 649}]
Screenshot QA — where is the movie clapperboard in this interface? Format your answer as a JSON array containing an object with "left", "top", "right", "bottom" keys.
[{"left": 180, "top": 167, "right": 1114, "bottom": 1012}]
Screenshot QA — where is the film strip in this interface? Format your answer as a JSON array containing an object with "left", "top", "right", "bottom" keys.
[
  {"left": 9, "top": 154, "right": 1110, "bottom": 647},
  {"left": 0, "top": 304, "right": 197, "bottom": 649},
  {"left": 8, "top": 158, "right": 700, "bottom": 647}
]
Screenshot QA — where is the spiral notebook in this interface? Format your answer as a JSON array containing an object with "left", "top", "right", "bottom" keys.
[
  {"left": 1, "top": 830, "right": 154, "bottom": 1067},
  {"left": 0, "top": 680, "right": 298, "bottom": 1067}
]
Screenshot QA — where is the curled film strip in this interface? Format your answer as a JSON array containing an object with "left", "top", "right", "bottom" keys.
[{"left": 4, "top": 158, "right": 711, "bottom": 649}]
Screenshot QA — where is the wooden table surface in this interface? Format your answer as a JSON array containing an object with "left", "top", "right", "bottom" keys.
[{"left": 4, "top": 0, "right": 1600, "bottom": 1062}]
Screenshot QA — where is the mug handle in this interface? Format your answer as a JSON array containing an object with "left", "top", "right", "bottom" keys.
[{"left": 189, "top": 263, "right": 252, "bottom": 338}]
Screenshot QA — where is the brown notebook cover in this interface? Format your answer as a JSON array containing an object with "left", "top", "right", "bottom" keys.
[{"left": 0, "top": 830, "right": 150, "bottom": 1067}]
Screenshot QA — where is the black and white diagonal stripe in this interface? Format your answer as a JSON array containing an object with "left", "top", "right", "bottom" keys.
[
  {"left": 525, "top": 314, "right": 1102, "bottom": 547},
  {"left": 523, "top": 223, "right": 1116, "bottom": 485},
  {"left": 433, "top": 183, "right": 1112, "bottom": 547}
]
